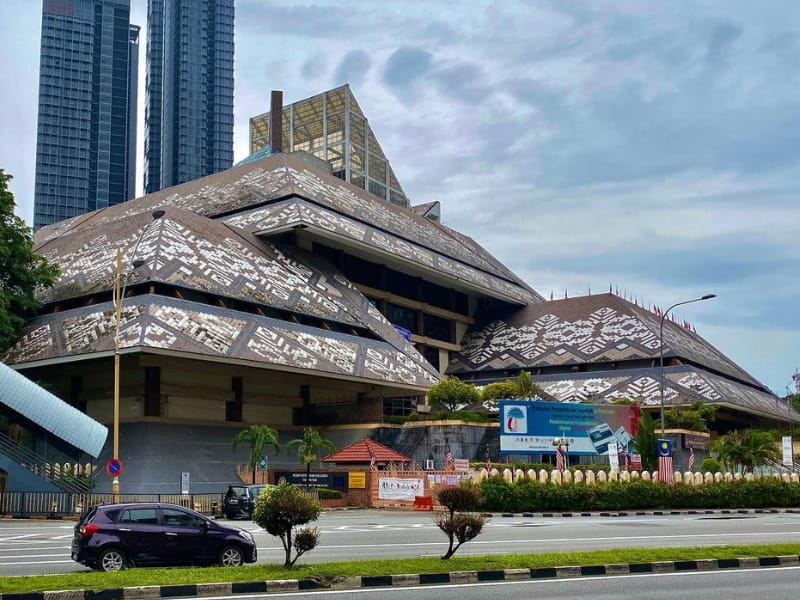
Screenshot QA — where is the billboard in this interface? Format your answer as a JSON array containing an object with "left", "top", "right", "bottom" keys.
[{"left": 500, "top": 400, "right": 639, "bottom": 456}]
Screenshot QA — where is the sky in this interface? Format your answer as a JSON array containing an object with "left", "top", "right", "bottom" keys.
[{"left": 0, "top": 1, "right": 798, "bottom": 396}]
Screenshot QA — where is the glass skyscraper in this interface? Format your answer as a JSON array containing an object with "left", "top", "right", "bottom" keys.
[
  {"left": 144, "top": 0, "right": 234, "bottom": 194},
  {"left": 34, "top": 0, "right": 139, "bottom": 229}
]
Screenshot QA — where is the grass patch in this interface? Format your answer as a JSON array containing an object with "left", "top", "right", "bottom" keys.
[{"left": 2, "top": 543, "right": 799, "bottom": 593}]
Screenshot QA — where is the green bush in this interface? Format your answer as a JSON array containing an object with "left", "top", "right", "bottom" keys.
[
  {"left": 478, "top": 477, "right": 800, "bottom": 512},
  {"left": 700, "top": 457, "right": 722, "bottom": 473},
  {"left": 317, "top": 488, "right": 343, "bottom": 500}
]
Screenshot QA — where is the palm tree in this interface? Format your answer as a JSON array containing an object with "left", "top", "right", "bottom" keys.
[
  {"left": 632, "top": 411, "right": 658, "bottom": 472},
  {"left": 286, "top": 428, "right": 336, "bottom": 489},
  {"left": 712, "top": 429, "right": 778, "bottom": 473},
  {"left": 232, "top": 425, "right": 281, "bottom": 483}
]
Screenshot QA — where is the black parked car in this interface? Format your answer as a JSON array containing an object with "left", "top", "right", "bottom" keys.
[
  {"left": 223, "top": 484, "right": 272, "bottom": 519},
  {"left": 72, "top": 502, "right": 257, "bottom": 572}
]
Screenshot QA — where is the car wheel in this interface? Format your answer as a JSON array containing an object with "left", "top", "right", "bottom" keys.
[
  {"left": 219, "top": 544, "right": 244, "bottom": 567},
  {"left": 96, "top": 547, "right": 126, "bottom": 572}
]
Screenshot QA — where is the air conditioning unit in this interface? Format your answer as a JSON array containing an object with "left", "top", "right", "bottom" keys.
[{"left": 425, "top": 460, "right": 434, "bottom": 470}]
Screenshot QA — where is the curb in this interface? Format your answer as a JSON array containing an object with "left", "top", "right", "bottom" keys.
[
  {"left": 486, "top": 508, "right": 797, "bottom": 518},
  {"left": 4, "top": 556, "right": 800, "bottom": 599}
]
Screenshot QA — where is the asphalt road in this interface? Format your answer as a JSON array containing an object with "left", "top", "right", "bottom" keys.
[
  {"left": 203, "top": 568, "right": 800, "bottom": 600},
  {"left": 2, "top": 510, "right": 800, "bottom": 576}
]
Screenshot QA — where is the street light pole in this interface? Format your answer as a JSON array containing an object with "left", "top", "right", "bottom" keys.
[
  {"left": 111, "top": 209, "right": 165, "bottom": 501},
  {"left": 659, "top": 293, "right": 716, "bottom": 437}
]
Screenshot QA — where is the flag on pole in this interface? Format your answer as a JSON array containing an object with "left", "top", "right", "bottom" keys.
[
  {"left": 555, "top": 445, "right": 566, "bottom": 472},
  {"left": 688, "top": 445, "right": 695, "bottom": 473},
  {"left": 657, "top": 439, "right": 674, "bottom": 486},
  {"left": 369, "top": 448, "right": 377, "bottom": 473},
  {"left": 485, "top": 448, "right": 492, "bottom": 473},
  {"left": 445, "top": 445, "right": 454, "bottom": 472}
]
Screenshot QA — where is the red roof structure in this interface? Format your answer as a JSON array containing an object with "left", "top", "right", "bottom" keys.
[{"left": 322, "top": 438, "right": 410, "bottom": 464}]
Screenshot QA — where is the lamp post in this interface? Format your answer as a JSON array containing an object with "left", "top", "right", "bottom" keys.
[
  {"left": 658, "top": 293, "right": 716, "bottom": 436},
  {"left": 111, "top": 209, "right": 165, "bottom": 500}
]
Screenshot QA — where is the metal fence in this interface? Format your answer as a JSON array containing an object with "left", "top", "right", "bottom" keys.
[{"left": 0, "top": 492, "right": 224, "bottom": 519}]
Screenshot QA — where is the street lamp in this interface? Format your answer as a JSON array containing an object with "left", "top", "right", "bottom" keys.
[
  {"left": 112, "top": 209, "right": 165, "bottom": 500},
  {"left": 659, "top": 293, "right": 716, "bottom": 436}
]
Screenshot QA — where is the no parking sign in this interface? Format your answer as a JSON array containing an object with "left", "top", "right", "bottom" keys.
[{"left": 106, "top": 458, "right": 124, "bottom": 477}]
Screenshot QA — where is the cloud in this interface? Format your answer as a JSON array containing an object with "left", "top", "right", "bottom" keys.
[
  {"left": 382, "top": 47, "right": 434, "bottom": 99},
  {"left": 334, "top": 50, "right": 371, "bottom": 87}
]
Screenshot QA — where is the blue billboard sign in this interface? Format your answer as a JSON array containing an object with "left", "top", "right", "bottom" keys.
[{"left": 500, "top": 400, "right": 639, "bottom": 456}]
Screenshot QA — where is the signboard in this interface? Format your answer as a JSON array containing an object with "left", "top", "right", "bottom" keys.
[
  {"left": 500, "top": 400, "right": 639, "bottom": 456},
  {"left": 348, "top": 472, "right": 366, "bottom": 489},
  {"left": 783, "top": 436, "right": 793, "bottom": 466},
  {"left": 378, "top": 477, "right": 424, "bottom": 500},
  {"left": 258, "top": 456, "right": 268, "bottom": 472},
  {"left": 105, "top": 459, "right": 123, "bottom": 477},
  {"left": 608, "top": 441, "right": 619, "bottom": 472},
  {"left": 181, "top": 471, "right": 190, "bottom": 495},
  {"left": 630, "top": 453, "right": 642, "bottom": 471},
  {"left": 454, "top": 459, "right": 469, "bottom": 472},
  {"left": 273, "top": 472, "right": 332, "bottom": 488}
]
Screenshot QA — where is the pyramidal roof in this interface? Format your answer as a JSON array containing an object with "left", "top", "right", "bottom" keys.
[
  {"left": 321, "top": 438, "right": 411, "bottom": 464},
  {"left": 451, "top": 292, "right": 759, "bottom": 388}
]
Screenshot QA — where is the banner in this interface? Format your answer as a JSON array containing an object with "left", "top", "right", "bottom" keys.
[
  {"left": 378, "top": 477, "right": 424, "bottom": 500},
  {"left": 783, "top": 436, "right": 793, "bottom": 466},
  {"left": 500, "top": 400, "right": 639, "bottom": 456}
]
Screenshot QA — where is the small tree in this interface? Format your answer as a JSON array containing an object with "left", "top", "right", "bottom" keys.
[
  {"left": 0, "top": 170, "right": 60, "bottom": 353},
  {"left": 481, "top": 381, "right": 519, "bottom": 402},
  {"left": 428, "top": 377, "right": 480, "bottom": 412},
  {"left": 434, "top": 484, "right": 487, "bottom": 559},
  {"left": 712, "top": 429, "right": 778, "bottom": 473},
  {"left": 632, "top": 411, "right": 658, "bottom": 472},
  {"left": 252, "top": 483, "right": 322, "bottom": 568},
  {"left": 232, "top": 425, "right": 281, "bottom": 484},
  {"left": 286, "top": 427, "right": 336, "bottom": 489}
]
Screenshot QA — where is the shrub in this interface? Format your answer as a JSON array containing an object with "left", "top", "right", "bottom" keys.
[
  {"left": 317, "top": 488, "right": 343, "bottom": 500},
  {"left": 434, "top": 484, "right": 487, "bottom": 559},
  {"left": 252, "top": 482, "right": 322, "bottom": 567},
  {"left": 700, "top": 457, "right": 722, "bottom": 473}
]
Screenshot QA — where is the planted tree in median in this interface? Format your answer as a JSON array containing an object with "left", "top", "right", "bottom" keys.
[
  {"left": 252, "top": 482, "right": 322, "bottom": 568},
  {"left": 434, "top": 484, "right": 487, "bottom": 559}
]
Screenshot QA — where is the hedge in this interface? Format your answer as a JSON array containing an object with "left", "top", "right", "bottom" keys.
[{"left": 479, "top": 477, "right": 800, "bottom": 512}]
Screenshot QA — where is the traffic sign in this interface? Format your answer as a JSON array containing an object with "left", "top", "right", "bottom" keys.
[{"left": 106, "top": 458, "right": 124, "bottom": 477}]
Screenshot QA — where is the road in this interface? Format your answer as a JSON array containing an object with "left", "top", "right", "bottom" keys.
[
  {"left": 196, "top": 568, "right": 800, "bottom": 600},
  {"left": 2, "top": 510, "right": 800, "bottom": 576}
]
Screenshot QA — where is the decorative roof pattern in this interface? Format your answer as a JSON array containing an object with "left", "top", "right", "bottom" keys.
[
  {"left": 0, "top": 362, "right": 108, "bottom": 457},
  {"left": 33, "top": 208, "right": 436, "bottom": 378},
  {"left": 34, "top": 154, "right": 538, "bottom": 304},
  {"left": 224, "top": 199, "right": 537, "bottom": 304},
  {"left": 4, "top": 296, "right": 438, "bottom": 389},
  {"left": 472, "top": 365, "right": 799, "bottom": 423},
  {"left": 322, "top": 438, "right": 411, "bottom": 463},
  {"left": 451, "top": 294, "right": 761, "bottom": 389}
]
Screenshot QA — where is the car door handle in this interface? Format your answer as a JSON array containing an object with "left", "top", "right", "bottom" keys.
[
  {"left": 119, "top": 528, "right": 131, "bottom": 532},
  {"left": 165, "top": 532, "right": 178, "bottom": 536}
]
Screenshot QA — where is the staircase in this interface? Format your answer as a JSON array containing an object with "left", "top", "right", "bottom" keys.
[{"left": 0, "top": 432, "right": 91, "bottom": 493}]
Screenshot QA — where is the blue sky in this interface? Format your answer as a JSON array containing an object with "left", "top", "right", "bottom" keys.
[{"left": 1, "top": 1, "right": 798, "bottom": 395}]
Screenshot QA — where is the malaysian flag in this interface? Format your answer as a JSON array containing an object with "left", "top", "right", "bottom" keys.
[
  {"left": 657, "top": 439, "right": 675, "bottom": 486},
  {"left": 369, "top": 448, "right": 377, "bottom": 473},
  {"left": 688, "top": 445, "right": 695, "bottom": 473},
  {"left": 445, "top": 445, "right": 454, "bottom": 472},
  {"left": 485, "top": 447, "right": 492, "bottom": 473},
  {"left": 555, "top": 445, "right": 566, "bottom": 472}
]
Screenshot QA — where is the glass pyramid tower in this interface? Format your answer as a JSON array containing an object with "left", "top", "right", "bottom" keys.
[{"left": 249, "top": 85, "right": 408, "bottom": 207}]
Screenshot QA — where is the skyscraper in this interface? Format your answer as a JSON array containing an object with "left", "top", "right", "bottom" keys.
[
  {"left": 144, "top": 0, "right": 234, "bottom": 194},
  {"left": 34, "top": 0, "right": 139, "bottom": 229}
]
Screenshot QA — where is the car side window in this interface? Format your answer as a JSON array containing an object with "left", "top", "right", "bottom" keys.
[
  {"left": 162, "top": 507, "right": 205, "bottom": 528},
  {"left": 119, "top": 508, "right": 158, "bottom": 525}
]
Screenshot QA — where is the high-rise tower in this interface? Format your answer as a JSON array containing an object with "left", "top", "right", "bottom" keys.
[
  {"left": 34, "top": 0, "right": 139, "bottom": 229},
  {"left": 144, "top": 0, "right": 234, "bottom": 194}
]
